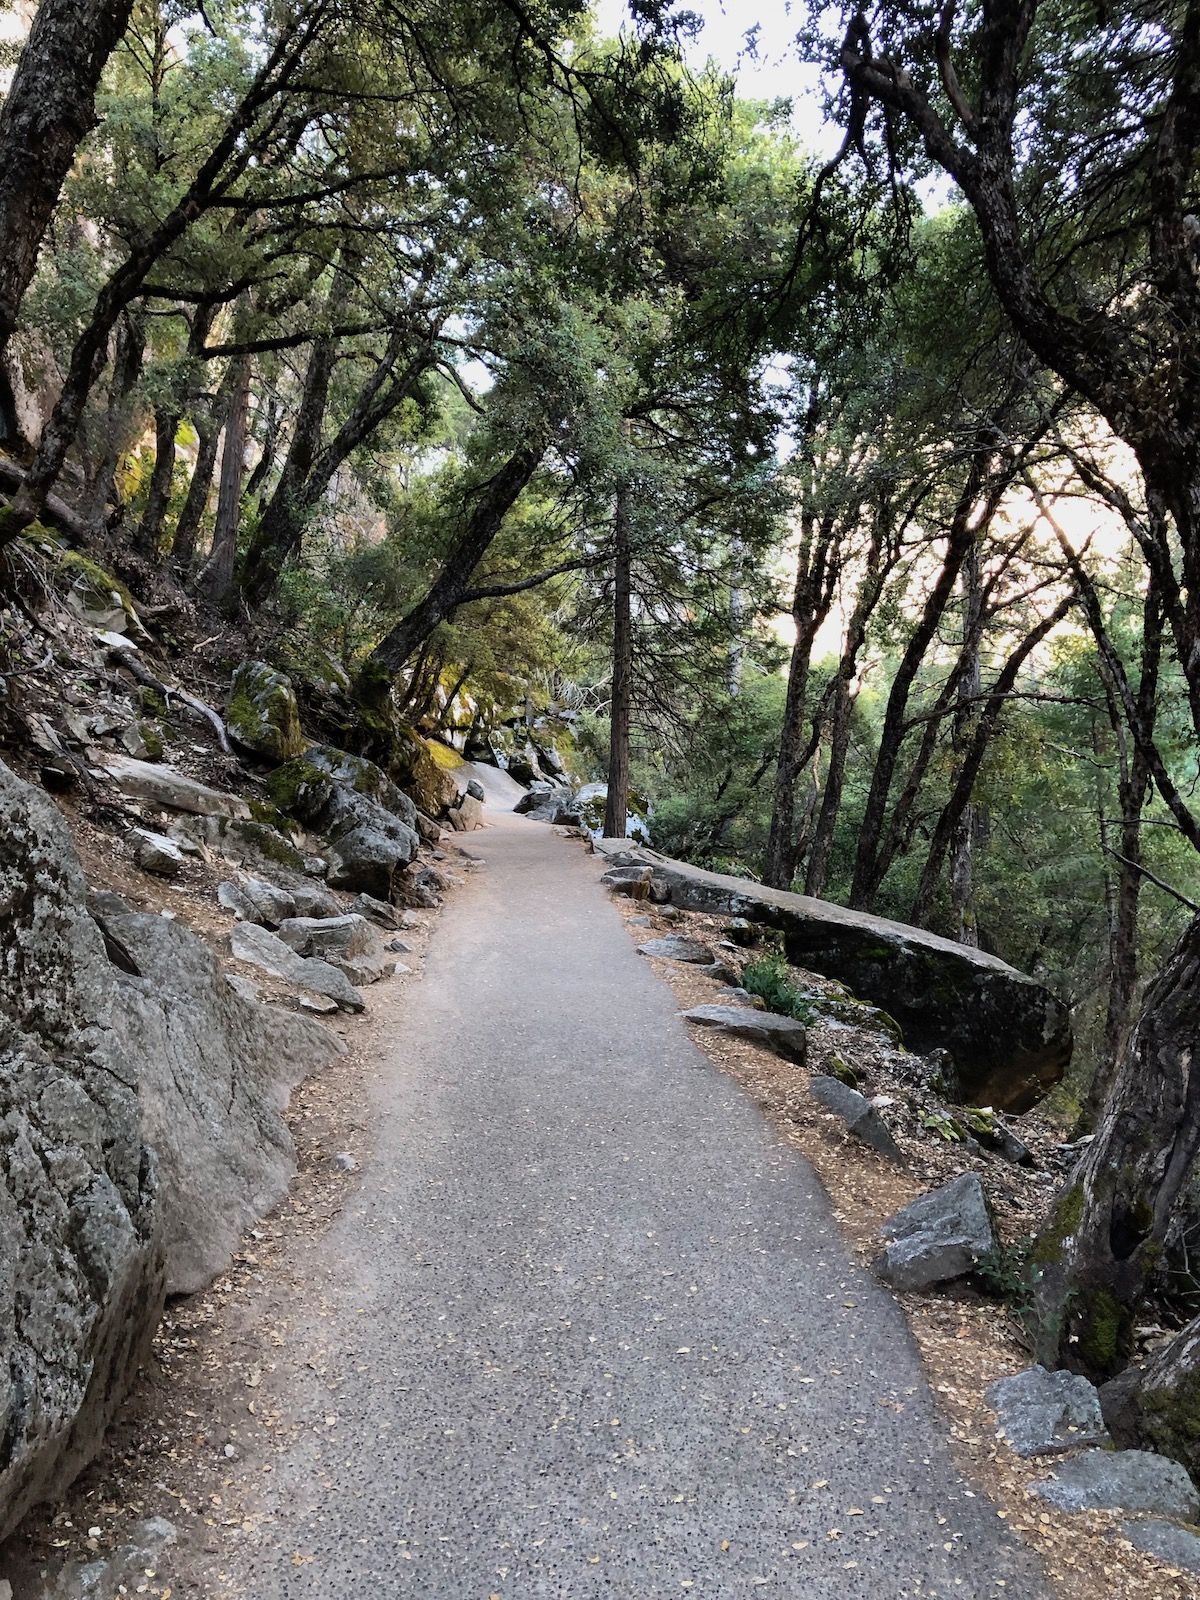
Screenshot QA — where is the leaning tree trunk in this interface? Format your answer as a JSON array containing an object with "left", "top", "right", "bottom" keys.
[
  {"left": 170, "top": 397, "right": 224, "bottom": 571},
  {"left": 1031, "top": 914, "right": 1200, "bottom": 1376},
  {"left": 948, "top": 537, "right": 984, "bottom": 944},
  {"left": 603, "top": 485, "right": 633, "bottom": 840},
  {"left": 1100, "top": 1313, "right": 1200, "bottom": 1483},
  {"left": 364, "top": 435, "right": 549, "bottom": 678},
  {"left": 137, "top": 401, "right": 183, "bottom": 558},
  {"left": 79, "top": 312, "right": 145, "bottom": 536},
  {"left": 0, "top": 0, "right": 134, "bottom": 439}
]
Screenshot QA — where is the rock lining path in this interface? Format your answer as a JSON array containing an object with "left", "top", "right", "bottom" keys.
[{"left": 178, "top": 777, "right": 1050, "bottom": 1598}]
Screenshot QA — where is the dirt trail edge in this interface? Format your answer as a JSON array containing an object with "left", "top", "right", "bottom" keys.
[{"left": 161, "top": 801, "right": 1052, "bottom": 1599}]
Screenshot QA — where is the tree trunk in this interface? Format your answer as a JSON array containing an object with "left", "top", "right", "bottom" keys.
[
  {"left": 240, "top": 269, "right": 348, "bottom": 598},
  {"left": 196, "top": 353, "right": 251, "bottom": 605},
  {"left": 763, "top": 506, "right": 840, "bottom": 889},
  {"left": 910, "top": 594, "right": 1075, "bottom": 927},
  {"left": 948, "top": 537, "right": 984, "bottom": 944},
  {"left": 241, "top": 334, "right": 434, "bottom": 605},
  {"left": 3, "top": 6, "right": 323, "bottom": 531},
  {"left": 137, "top": 402, "right": 183, "bottom": 558},
  {"left": 0, "top": 0, "right": 134, "bottom": 438},
  {"left": 1031, "top": 913, "right": 1200, "bottom": 1375},
  {"left": 805, "top": 516, "right": 892, "bottom": 898},
  {"left": 364, "top": 435, "right": 549, "bottom": 678},
  {"left": 170, "top": 397, "right": 224, "bottom": 571},
  {"left": 137, "top": 304, "right": 216, "bottom": 557},
  {"left": 79, "top": 312, "right": 145, "bottom": 535},
  {"left": 848, "top": 448, "right": 996, "bottom": 909},
  {"left": 603, "top": 484, "right": 633, "bottom": 840},
  {"left": 1100, "top": 1313, "right": 1200, "bottom": 1482},
  {"left": 762, "top": 618, "right": 817, "bottom": 889}
]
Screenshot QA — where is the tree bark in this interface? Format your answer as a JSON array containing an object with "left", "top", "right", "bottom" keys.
[
  {"left": 78, "top": 310, "right": 146, "bottom": 535},
  {"left": 948, "top": 537, "right": 984, "bottom": 944},
  {"left": 136, "top": 304, "right": 216, "bottom": 557},
  {"left": 0, "top": 0, "right": 134, "bottom": 439},
  {"left": 603, "top": 482, "right": 633, "bottom": 840},
  {"left": 805, "top": 510, "right": 893, "bottom": 898},
  {"left": 170, "top": 388, "right": 226, "bottom": 571},
  {"left": 849, "top": 509, "right": 976, "bottom": 909},
  {"left": 196, "top": 353, "right": 251, "bottom": 605},
  {"left": 1078, "top": 581, "right": 1163, "bottom": 1129},
  {"left": 364, "top": 434, "right": 550, "bottom": 678},
  {"left": 910, "top": 595, "right": 1075, "bottom": 927},
  {"left": 1031, "top": 913, "right": 1200, "bottom": 1375},
  {"left": 763, "top": 507, "right": 840, "bottom": 889},
  {"left": 1101, "top": 1313, "right": 1200, "bottom": 1483},
  {"left": 241, "top": 332, "right": 434, "bottom": 604},
  {"left": 3, "top": 4, "right": 326, "bottom": 532}
]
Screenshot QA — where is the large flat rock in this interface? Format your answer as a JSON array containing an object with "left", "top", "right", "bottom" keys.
[
  {"left": 596, "top": 841, "right": 1071, "bottom": 1111},
  {"left": 98, "top": 754, "right": 251, "bottom": 819},
  {"left": 1033, "top": 1448, "right": 1200, "bottom": 1520}
]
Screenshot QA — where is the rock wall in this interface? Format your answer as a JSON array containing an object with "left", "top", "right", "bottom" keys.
[
  {"left": 107, "top": 913, "right": 344, "bottom": 1296},
  {"left": 0, "top": 764, "right": 163, "bottom": 1541},
  {"left": 594, "top": 841, "right": 1072, "bottom": 1113}
]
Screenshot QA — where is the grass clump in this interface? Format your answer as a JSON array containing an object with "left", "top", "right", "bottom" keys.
[{"left": 741, "top": 951, "right": 816, "bottom": 1024}]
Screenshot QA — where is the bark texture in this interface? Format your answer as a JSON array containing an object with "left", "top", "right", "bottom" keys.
[
  {"left": 603, "top": 487, "right": 632, "bottom": 840},
  {"left": 0, "top": 0, "right": 134, "bottom": 437},
  {"left": 1032, "top": 914, "right": 1200, "bottom": 1375}
]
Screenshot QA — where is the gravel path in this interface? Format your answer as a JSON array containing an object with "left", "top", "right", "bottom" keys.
[{"left": 191, "top": 795, "right": 1050, "bottom": 1598}]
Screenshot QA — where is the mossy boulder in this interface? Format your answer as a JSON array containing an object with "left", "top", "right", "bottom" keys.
[
  {"left": 267, "top": 746, "right": 418, "bottom": 900},
  {"left": 268, "top": 743, "right": 414, "bottom": 825},
  {"left": 389, "top": 723, "right": 459, "bottom": 817},
  {"left": 226, "top": 661, "right": 305, "bottom": 765},
  {"left": 58, "top": 551, "right": 145, "bottom": 637}
]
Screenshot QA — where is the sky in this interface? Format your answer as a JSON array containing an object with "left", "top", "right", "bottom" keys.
[{"left": 592, "top": 0, "right": 841, "bottom": 156}]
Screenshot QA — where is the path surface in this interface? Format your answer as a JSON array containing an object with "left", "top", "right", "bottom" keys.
[{"left": 191, "top": 786, "right": 1050, "bottom": 1599}]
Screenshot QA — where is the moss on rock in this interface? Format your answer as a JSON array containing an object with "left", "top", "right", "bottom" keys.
[{"left": 226, "top": 660, "right": 305, "bottom": 765}]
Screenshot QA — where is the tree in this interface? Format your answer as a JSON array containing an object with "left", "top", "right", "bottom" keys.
[
  {"left": 0, "top": 0, "right": 134, "bottom": 444},
  {"left": 821, "top": 0, "right": 1200, "bottom": 1370}
]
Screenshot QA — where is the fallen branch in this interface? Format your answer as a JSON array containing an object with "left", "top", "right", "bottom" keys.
[
  {"left": 113, "top": 648, "right": 232, "bottom": 754},
  {"left": 0, "top": 457, "right": 88, "bottom": 543},
  {"left": 1102, "top": 846, "right": 1200, "bottom": 914}
]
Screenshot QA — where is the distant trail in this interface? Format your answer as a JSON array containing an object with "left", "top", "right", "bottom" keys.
[{"left": 178, "top": 788, "right": 1050, "bottom": 1598}]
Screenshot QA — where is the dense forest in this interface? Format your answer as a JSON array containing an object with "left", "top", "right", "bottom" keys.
[{"left": 3, "top": 0, "right": 1200, "bottom": 1488}]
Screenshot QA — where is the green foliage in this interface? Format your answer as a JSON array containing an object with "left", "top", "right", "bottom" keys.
[{"left": 740, "top": 952, "right": 816, "bottom": 1025}]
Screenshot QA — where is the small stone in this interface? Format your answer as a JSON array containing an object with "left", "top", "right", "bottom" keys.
[
  {"left": 875, "top": 1172, "right": 997, "bottom": 1290},
  {"left": 1121, "top": 1517, "right": 1200, "bottom": 1573},
  {"left": 390, "top": 961, "right": 412, "bottom": 976},
  {"left": 132, "top": 828, "right": 185, "bottom": 877},
  {"left": 332, "top": 1152, "right": 359, "bottom": 1174},
  {"left": 223, "top": 1443, "right": 239, "bottom": 1460},
  {"left": 809, "top": 1075, "right": 905, "bottom": 1164},
  {"left": 986, "top": 1366, "right": 1109, "bottom": 1458},
  {"left": 385, "top": 937, "right": 413, "bottom": 952},
  {"left": 299, "top": 992, "right": 339, "bottom": 1014},
  {"left": 724, "top": 917, "right": 758, "bottom": 946},
  {"left": 1034, "top": 1449, "right": 1199, "bottom": 1520}
]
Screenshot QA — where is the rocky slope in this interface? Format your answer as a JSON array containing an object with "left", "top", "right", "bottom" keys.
[{"left": 0, "top": 554, "right": 484, "bottom": 1542}]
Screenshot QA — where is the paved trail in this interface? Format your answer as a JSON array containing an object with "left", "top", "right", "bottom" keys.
[{"left": 195, "top": 782, "right": 1049, "bottom": 1599}]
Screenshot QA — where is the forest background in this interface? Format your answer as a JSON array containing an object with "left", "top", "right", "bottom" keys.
[{"left": 3, "top": 0, "right": 1200, "bottom": 1443}]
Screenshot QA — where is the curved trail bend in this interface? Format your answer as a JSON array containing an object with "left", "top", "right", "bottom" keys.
[{"left": 183, "top": 773, "right": 1049, "bottom": 1598}]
